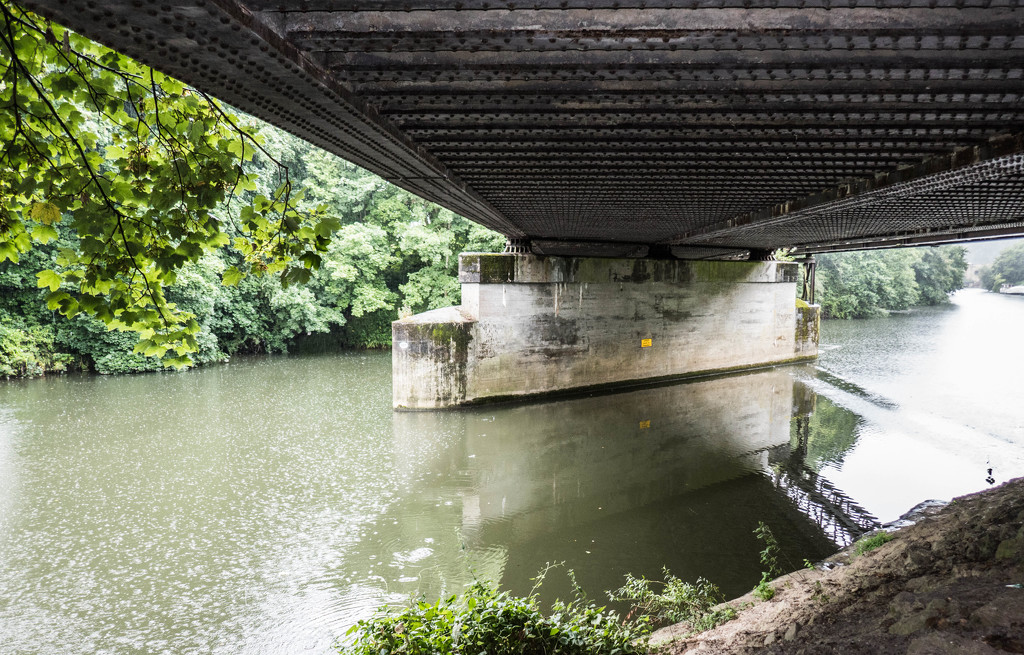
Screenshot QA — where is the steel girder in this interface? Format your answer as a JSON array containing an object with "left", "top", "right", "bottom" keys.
[{"left": 19, "top": 0, "right": 1024, "bottom": 257}]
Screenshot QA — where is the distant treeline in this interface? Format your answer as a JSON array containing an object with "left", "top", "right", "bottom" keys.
[
  {"left": 814, "top": 246, "right": 968, "bottom": 320},
  {"left": 0, "top": 124, "right": 504, "bottom": 377},
  {"left": 978, "top": 242, "right": 1024, "bottom": 291}
]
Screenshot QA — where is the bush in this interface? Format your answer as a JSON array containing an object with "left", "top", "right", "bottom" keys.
[
  {"left": 816, "top": 246, "right": 967, "bottom": 319},
  {"left": 752, "top": 579, "right": 776, "bottom": 602},
  {"left": 980, "top": 242, "right": 1024, "bottom": 290},
  {"left": 55, "top": 315, "right": 163, "bottom": 374},
  {"left": 0, "top": 321, "right": 80, "bottom": 377},
  {"left": 752, "top": 521, "right": 782, "bottom": 601},
  {"left": 609, "top": 569, "right": 735, "bottom": 633},
  {"left": 341, "top": 578, "right": 650, "bottom": 655},
  {"left": 338, "top": 309, "right": 396, "bottom": 349}
]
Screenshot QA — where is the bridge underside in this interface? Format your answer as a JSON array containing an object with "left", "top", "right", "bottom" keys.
[{"left": 19, "top": 0, "right": 1024, "bottom": 258}]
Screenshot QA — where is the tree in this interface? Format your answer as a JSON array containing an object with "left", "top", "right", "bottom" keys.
[
  {"left": 816, "top": 246, "right": 966, "bottom": 319},
  {"left": 980, "top": 242, "right": 1024, "bottom": 291},
  {"left": 0, "top": 2, "right": 509, "bottom": 377},
  {"left": 911, "top": 246, "right": 967, "bottom": 305},
  {"left": 0, "top": 1, "right": 336, "bottom": 366},
  {"left": 816, "top": 249, "right": 921, "bottom": 319}
]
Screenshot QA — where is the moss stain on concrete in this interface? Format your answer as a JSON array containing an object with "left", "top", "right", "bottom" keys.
[
  {"left": 427, "top": 322, "right": 472, "bottom": 403},
  {"left": 477, "top": 254, "right": 516, "bottom": 283},
  {"left": 692, "top": 261, "right": 761, "bottom": 284},
  {"left": 794, "top": 301, "right": 820, "bottom": 347}
]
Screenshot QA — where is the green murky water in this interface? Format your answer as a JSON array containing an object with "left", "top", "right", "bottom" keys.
[{"left": 1, "top": 289, "right": 1022, "bottom": 654}]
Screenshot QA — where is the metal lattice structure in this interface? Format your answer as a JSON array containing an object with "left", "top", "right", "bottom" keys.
[{"left": 19, "top": 0, "right": 1024, "bottom": 257}]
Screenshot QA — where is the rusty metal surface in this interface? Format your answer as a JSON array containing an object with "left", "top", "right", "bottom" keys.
[{"left": 19, "top": 0, "right": 1024, "bottom": 257}]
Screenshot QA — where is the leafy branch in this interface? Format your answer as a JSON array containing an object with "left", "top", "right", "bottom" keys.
[{"left": 0, "top": 0, "right": 337, "bottom": 366}]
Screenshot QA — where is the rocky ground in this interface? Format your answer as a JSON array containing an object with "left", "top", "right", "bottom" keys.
[{"left": 650, "top": 478, "right": 1024, "bottom": 654}]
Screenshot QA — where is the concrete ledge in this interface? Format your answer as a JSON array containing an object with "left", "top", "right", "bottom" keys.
[{"left": 394, "top": 254, "right": 819, "bottom": 410}]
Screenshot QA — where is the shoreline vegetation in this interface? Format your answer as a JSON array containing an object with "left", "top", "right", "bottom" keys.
[
  {"left": 3, "top": 7, "right": 1015, "bottom": 380},
  {"left": 980, "top": 242, "right": 1024, "bottom": 294},
  {"left": 0, "top": 243, "right": 979, "bottom": 379},
  {"left": 2, "top": 4, "right": 505, "bottom": 379},
  {"left": 337, "top": 479, "right": 1024, "bottom": 654},
  {"left": 0, "top": 117, "right": 506, "bottom": 378},
  {"left": 813, "top": 246, "right": 967, "bottom": 320},
  {"left": 335, "top": 530, "right": 763, "bottom": 655}
]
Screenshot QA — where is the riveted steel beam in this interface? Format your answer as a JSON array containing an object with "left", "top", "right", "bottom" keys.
[
  {"left": 248, "top": 0, "right": 1023, "bottom": 10},
  {"left": 273, "top": 8, "right": 1024, "bottom": 36},
  {"left": 18, "top": 0, "right": 1024, "bottom": 256},
  {"left": 18, "top": 0, "right": 524, "bottom": 238}
]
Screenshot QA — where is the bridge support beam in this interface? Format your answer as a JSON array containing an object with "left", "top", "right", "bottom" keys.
[{"left": 392, "top": 253, "right": 819, "bottom": 410}]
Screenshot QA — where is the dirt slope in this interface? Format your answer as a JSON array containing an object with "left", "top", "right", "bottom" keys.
[{"left": 651, "top": 478, "right": 1024, "bottom": 654}]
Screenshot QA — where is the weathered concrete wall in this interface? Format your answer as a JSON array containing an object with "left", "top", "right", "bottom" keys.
[
  {"left": 393, "top": 253, "right": 820, "bottom": 409},
  {"left": 392, "top": 306, "right": 476, "bottom": 409}
]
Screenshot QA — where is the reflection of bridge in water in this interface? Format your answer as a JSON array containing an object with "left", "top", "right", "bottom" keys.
[
  {"left": 770, "top": 461, "right": 881, "bottom": 548},
  {"left": 391, "top": 367, "right": 884, "bottom": 599},
  {"left": 766, "top": 418, "right": 882, "bottom": 548},
  {"left": 392, "top": 367, "right": 846, "bottom": 598}
]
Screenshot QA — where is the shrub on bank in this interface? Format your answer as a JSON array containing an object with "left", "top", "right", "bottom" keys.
[
  {"left": 609, "top": 570, "right": 736, "bottom": 634},
  {"left": 853, "top": 531, "right": 895, "bottom": 557},
  {"left": 340, "top": 580, "right": 650, "bottom": 655},
  {"left": 0, "top": 321, "right": 80, "bottom": 377}
]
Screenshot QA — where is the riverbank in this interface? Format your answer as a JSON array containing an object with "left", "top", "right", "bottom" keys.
[{"left": 651, "top": 478, "right": 1024, "bottom": 654}]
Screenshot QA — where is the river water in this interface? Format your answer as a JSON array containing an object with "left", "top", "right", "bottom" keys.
[{"left": 0, "top": 289, "right": 1022, "bottom": 654}]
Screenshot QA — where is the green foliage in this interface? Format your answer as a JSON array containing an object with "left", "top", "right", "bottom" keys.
[
  {"left": 816, "top": 249, "right": 920, "bottom": 319},
  {"left": 341, "top": 578, "right": 650, "bottom": 655},
  {"left": 400, "top": 266, "right": 461, "bottom": 314},
  {"left": 1, "top": 1, "right": 333, "bottom": 367},
  {"left": 752, "top": 579, "right": 775, "bottom": 602},
  {"left": 816, "top": 246, "right": 967, "bottom": 319},
  {"left": 609, "top": 569, "right": 735, "bottom": 633},
  {"left": 798, "top": 396, "right": 862, "bottom": 472},
  {"left": 853, "top": 531, "right": 895, "bottom": 557},
  {"left": 0, "top": 6, "right": 506, "bottom": 375},
  {"left": 0, "top": 320, "right": 79, "bottom": 376},
  {"left": 913, "top": 247, "right": 967, "bottom": 305},
  {"left": 755, "top": 522, "right": 782, "bottom": 579},
  {"left": 338, "top": 310, "right": 396, "bottom": 349},
  {"left": 54, "top": 313, "right": 163, "bottom": 374},
  {"left": 980, "top": 242, "right": 1024, "bottom": 290},
  {"left": 753, "top": 521, "right": 782, "bottom": 602}
]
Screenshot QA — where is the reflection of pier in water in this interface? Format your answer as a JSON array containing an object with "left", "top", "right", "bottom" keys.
[
  {"left": 392, "top": 367, "right": 845, "bottom": 598},
  {"left": 396, "top": 368, "right": 800, "bottom": 544}
]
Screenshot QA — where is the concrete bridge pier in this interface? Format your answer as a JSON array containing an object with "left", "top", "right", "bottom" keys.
[{"left": 392, "top": 253, "right": 819, "bottom": 410}]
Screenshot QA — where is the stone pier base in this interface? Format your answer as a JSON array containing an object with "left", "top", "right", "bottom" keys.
[{"left": 392, "top": 253, "right": 819, "bottom": 410}]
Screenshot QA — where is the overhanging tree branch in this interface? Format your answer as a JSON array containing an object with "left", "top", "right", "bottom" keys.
[{"left": 0, "top": 0, "right": 337, "bottom": 366}]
